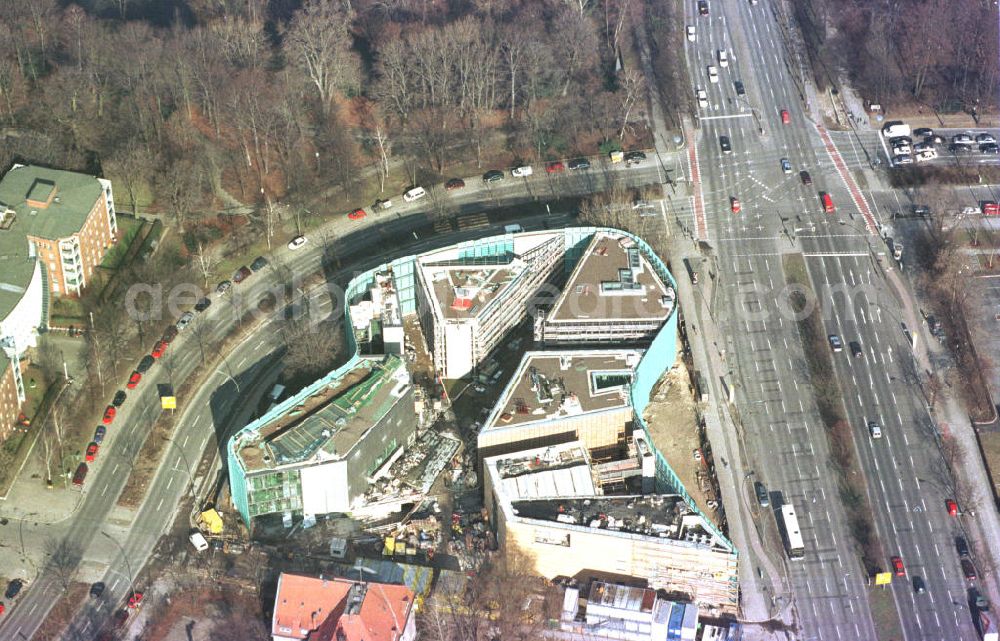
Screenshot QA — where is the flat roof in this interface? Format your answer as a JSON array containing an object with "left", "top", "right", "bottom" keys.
[
  {"left": 427, "top": 264, "right": 516, "bottom": 319},
  {"left": 239, "top": 355, "right": 410, "bottom": 472},
  {"left": 484, "top": 349, "right": 643, "bottom": 431},
  {"left": 549, "top": 232, "right": 673, "bottom": 322},
  {"left": 0, "top": 164, "right": 104, "bottom": 242},
  {"left": 486, "top": 442, "right": 596, "bottom": 500}
]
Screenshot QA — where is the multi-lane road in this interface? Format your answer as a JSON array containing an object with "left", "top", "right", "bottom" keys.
[
  {"left": 0, "top": 158, "right": 666, "bottom": 639},
  {"left": 681, "top": 1, "right": 986, "bottom": 640}
]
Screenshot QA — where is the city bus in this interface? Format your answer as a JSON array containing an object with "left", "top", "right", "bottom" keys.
[{"left": 780, "top": 504, "right": 805, "bottom": 560}]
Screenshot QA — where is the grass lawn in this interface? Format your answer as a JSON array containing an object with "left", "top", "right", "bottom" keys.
[
  {"left": 102, "top": 216, "right": 147, "bottom": 269},
  {"left": 868, "top": 585, "right": 904, "bottom": 641},
  {"left": 50, "top": 296, "right": 85, "bottom": 320}
]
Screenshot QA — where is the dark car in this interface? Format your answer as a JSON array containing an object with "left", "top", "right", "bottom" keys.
[
  {"left": 445, "top": 178, "right": 466, "bottom": 191},
  {"left": 924, "top": 135, "right": 945, "bottom": 145},
  {"left": 698, "top": 0, "right": 709, "bottom": 15},
  {"left": 849, "top": 341, "right": 863, "bottom": 358},
  {"left": 949, "top": 143, "right": 974, "bottom": 154},
  {"left": 734, "top": 80, "right": 746, "bottom": 96},
  {"left": 482, "top": 170, "right": 505, "bottom": 183},
  {"left": 719, "top": 136, "right": 732, "bottom": 154},
  {"left": 753, "top": 481, "right": 769, "bottom": 507},
  {"left": 913, "top": 127, "right": 934, "bottom": 137},
  {"left": 568, "top": 158, "right": 592, "bottom": 170},
  {"left": 912, "top": 205, "right": 931, "bottom": 216},
  {"left": 232, "top": 266, "right": 252, "bottom": 284},
  {"left": 216, "top": 280, "right": 232, "bottom": 295},
  {"left": 161, "top": 325, "right": 178, "bottom": 343},
  {"left": 113, "top": 609, "right": 129, "bottom": 629},
  {"left": 624, "top": 150, "right": 646, "bottom": 165},
  {"left": 5, "top": 579, "right": 23, "bottom": 600},
  {"left": 981, "top": 143, "right": 999, "bottom": 154},
  {"left": 799, "top": 170, "right": 812, "bottom": 185},
  {"left": 72, "top": 462, "right": 88, "bottom": 486},
  {"left": 912, "top": 576, "right": 926, "bottom": 594},
  {"left": 194, "top": 297, "right": 212, "bottom": 312},
  {"left": 90, "top": 582, "right": 105, "bottom": 598},
  {"left": 94, "top": 425, "right": 106, "bottom": 444},
  {"left": 112, "top": 390, "right": 127, "bottom": 407},
  {"left": 962, "top": 558, "right": 977, "bottom": 580},
  {"left": 250, "top": 256, "right": 269, "bottom": 272},
  {"left": 956, "top": 536, "right": 970, "bottom": 557},
  {"left": 136, "top": 355, "right": 155, "bottom": 374}
]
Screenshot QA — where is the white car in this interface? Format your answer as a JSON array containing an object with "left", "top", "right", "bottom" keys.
[
  {"left": 892, "top": 143, "right": 912, "bottom": 156},
  {"left": 176, "top": 311, "right": 195, "bottom": 331},
  {"left": 892, "top": 154, "right": 913, "bottom": 165},
  {"left": 707, "top": 66, "right": 719, "bottom": 83},
  {"left": 686, "top": 25, "right": 696, "bottom": 41},
  {"left": 511, "top": 165, "right": 533, "bottom": 177},
  {"left": 287, "top": 235, "right": 308, "bottom": 250},
  {"left": 915, "top": 149, "right": 937, "bottom": 162},
  {"left": 403, "top": 186, "right": 427, "bottom": 202},
  {"left": 718, "top": 49, "right": 729, "bottom": 67},
  {"left": 696, "top": 88, "right": 708, "bottom": 108}
]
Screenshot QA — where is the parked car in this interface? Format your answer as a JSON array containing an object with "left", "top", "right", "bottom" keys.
[
  {"left": 545, "top": 161, "right": 565, "bottom": 173},
  {"left": 216, "top": 280, "right": 232, "bottom": 294},
  {"left": 373, "top": 198, "right": 393, "bottom": 210},
  {"left": 137, "top": 355, "right": 155, "bottom": 373},
  {"left": 287, "top": 235, "right": 308, "bottom": 250},
  {"left": 946, "top": 499, "right": 958, "bottom": 516},
  {"left": 176, "top": 311, "right": 195, "bottom": 331},
  {"left": 90, "top": 582, "right": 106, "bottom": 598},
  {"left": 482, "top": 169, "right": 505, "bottom": 183},
  {"left": 511, "top": 165, "right": 533, "bottom": 177},
  {"left": 403, "top": 186, "right": 427, "bottom": 202},
  {"left": 113, "top": 609, "right": 129, "bottom": 629},
  {"left": 956, "top": 536, "right": 970, "bottom": 557},
  {"left": 625, "top": 150, "right": 646, "bottom": 165},
  {"left": 85, "top": 443, "right": 99, "bottom": 462},
  {"left": 126, "top": 371, "right": 142, "bottom": 389},
  {"left": 94, "top": 425, "right": 106, "bottom": 444},
  {"left": 913, "top": 127, "right": 934, "bottom": 137},
  {"left": 924, "top": 134, "right": 945, "bottom": 145},
  {"left": 112, "top": 390, "right": 127, "bottom": 407},
  {"left": 799, "top": 170, "right": 812, "bottom": 185},
  {"left": 232, "top": 266, "right": 252, "bottom": 284},
  {"left": 348, "top": 208, "right": 366, "bottom": 220},
  {"left": 445, "top": 178, "right": 465, "bottom": 191},
  {"left": 72, "top": 462, "right": 89, "bottom": 486},
  {"left": 976, "top": 133, "right": 996, "bottom": 144},
  {"left": 102, "top": 406, "right": 116, "bottom": 425},
  {"left": 828, "top": 334, "right": 843, "bottom": 352},
  {"left": 128, "top": 592, "right": 145, "bottom": 609},
  {"left": 952, "top": 133, "right": 974, "bottom": 145},
  {"left": 194, "top": 297, "right": 211, "bottom": 312},
  {"left": 892, "top": 154, "right": 914, "bottom": 166},
  {"left": 250, "top": 256, "right": 269, "bottom": 271},
  {"left": 753, "top": 481, "right": 769, "bottom": 507},
  {"left": 161, "top": 325, "right": 178, "bottom": 343},
  {"left": 151, "top": 340, "right": 168, "bottom": 359},
  {"left": 962, "top": 558, "right": 977, "bottom": 581},
  {"left": 981, "top": 143, "right": 999, "bottom": 154},
  {"left": 568, "top": 158, "right": 592, "bottom": 170},
  {"left": 5, "top": 579, "right": 23, "bottom": 600}
]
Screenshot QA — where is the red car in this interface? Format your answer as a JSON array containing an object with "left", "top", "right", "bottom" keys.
[
  {"left": 0, "top": 602, "right": 5, "bottom": 615},
  {"left": 891, "top": 556, "right": 905, "bottom": 576},
  {"left": 780, "top": 109, "right": 790, "bottom": 124},
  {"left": 545, "top": 161, "right": 565, "bottom": 173},
  {"left": 730, "top": 197, "right": 741, "bottom": 214},
  {"left": 151, "top": 340, "right": 168, "bottom": 359},
  {"left": 348, "top": 208, "right": 366, "bottom": 220},
  {"left": 102, "top": 406, "right": 116, "bottom": 425},
  {"left": 127, "top": 371, "right": 142, "bottom": 389},
  {"left": 444, "top": 178, "right": 465, "bottom": 191},
  {"left": 946, "top": 499, "right": 958, "bottom": 516},
  {"left": 128, "top": 592, "right": 144, "bottom": 609},
  {"left": 86, "top": 443, "right": 99, "bottom": 462},
  {"left": 984, "top": 202, "right": 999, "bottom": 217}
]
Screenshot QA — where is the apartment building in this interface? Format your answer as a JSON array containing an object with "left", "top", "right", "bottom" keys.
[
  {"left": 0, "top": 164, "right": 117, "bottom": 298},
  {"left": 535, "top": 232, "right": 675, "bottom": 347},
  {"left": 0, "top": 354, "right": 24, "bottom": 443},
  {"left": 560, "top": 580, "right": 699, "bottom": 641},
  {"left": 271, "top": 573, "right": 417, "bottom": 641},
  {"left": 228, "top": 355, "right": 416, "bottom": 526},
  {"left": 414, "top": 232, "right": 564, "bottom": 379}
]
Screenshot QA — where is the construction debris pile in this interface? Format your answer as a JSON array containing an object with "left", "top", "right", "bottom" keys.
[
  {"left": 362, "top": 431, "right": 461, "bottom": 507},
  {"left": 448, "top": 508, "right": 496, "bottom": 571}
]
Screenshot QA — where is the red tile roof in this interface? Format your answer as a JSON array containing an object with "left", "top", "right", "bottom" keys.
[{"left": 272, "top": 573, "right": 414, "bottom": 641}]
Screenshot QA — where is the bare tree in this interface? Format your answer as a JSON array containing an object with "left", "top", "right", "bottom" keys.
[
  {"left": 192, "top": 241, "right": 220, "bottom": 289},
  {"left": 283, "top": 0, "right": 359, "bottom": 115},
  {"left": 44, "top": 536, "right": 82, "bottom": 592},
  {"left": 281, "top": 318, "right": 342, "bottom": 381}
]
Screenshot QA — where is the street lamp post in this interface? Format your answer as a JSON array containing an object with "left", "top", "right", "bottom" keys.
[
  {"left": 163, "top": 436, "right": 196, "bottom": 497},
  {"left": 101, "top": 531, "right": 136, "bottom": 602}
]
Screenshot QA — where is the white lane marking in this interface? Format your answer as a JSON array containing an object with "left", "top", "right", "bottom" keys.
[{"left": 156, "top": 498, "right": 164, "bottom": 511}]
